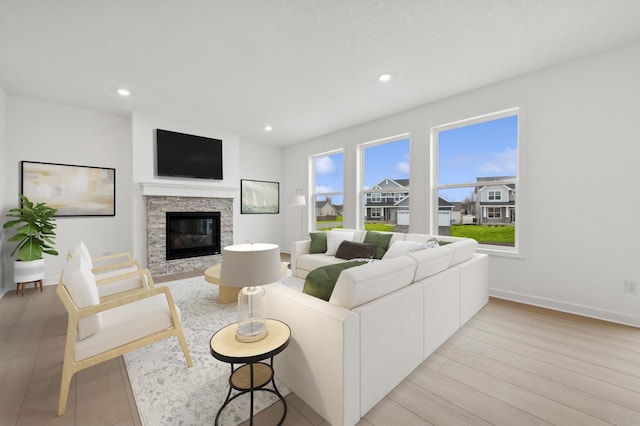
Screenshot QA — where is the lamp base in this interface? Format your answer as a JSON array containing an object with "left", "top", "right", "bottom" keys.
[{"left": 236, "top": 320, "right": 269, "bottom": 343}]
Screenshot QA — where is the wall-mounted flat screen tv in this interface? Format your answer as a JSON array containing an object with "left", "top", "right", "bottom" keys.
[{"left": 156, "top": 129, "right": 223, "bottom": 180}]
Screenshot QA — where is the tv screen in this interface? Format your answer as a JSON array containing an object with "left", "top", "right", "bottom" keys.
[{"left": 156, "top": 129, "right": 223, "bottom": 180}]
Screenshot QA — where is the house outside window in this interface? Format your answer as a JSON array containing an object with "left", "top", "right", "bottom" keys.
[
  {"left": 359, "top": 136, "right": 410, "bottom": 232},
  {"left": 432, "top": 109, "right": 519, "bottom": 251},
  {"left": 312, "top": 150, "right": 344, "bottom": 231}
]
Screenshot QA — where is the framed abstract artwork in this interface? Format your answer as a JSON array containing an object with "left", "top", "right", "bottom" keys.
[
  {"left": 21, "top": 161, "right": 116, "bottom": 217},
  {"left": 240, "top": 179, "right": 279, "bottom": 214}
]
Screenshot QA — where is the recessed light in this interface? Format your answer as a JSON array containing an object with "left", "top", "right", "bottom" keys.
[
  {"left": 378, "top": 73, "right": 391, "bottom": 82},
  {"left": 264, "top": 125, "right": 273, "bottom": 132},
  {"left": 117, "top": 88, "right": 131, "bottom": 96}
]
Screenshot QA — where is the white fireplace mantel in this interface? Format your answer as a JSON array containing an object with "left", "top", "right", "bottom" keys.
[{"left": 140, "top": 181, "right": 239, "bottom": 198}]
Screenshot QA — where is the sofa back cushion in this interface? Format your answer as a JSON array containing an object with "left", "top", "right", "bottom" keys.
[
  {"left": 445, "top": 239, "right": 479, "bottom": 266},
  {"left": 62, "top": 255, "right": 102, "bottom": 340},
  {"left": 326, "top": 230, "right": 355, "bottom": 255},
  {"left": 329, "top": 256, "right": 416, "bottom": 309},
  {"left": 407, "top": 245, "right": 454, "bottom": 281}
]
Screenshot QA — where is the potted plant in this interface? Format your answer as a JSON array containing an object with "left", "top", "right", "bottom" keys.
[{"left": 3, "top": 194, "right": 58, "bottom": 285}]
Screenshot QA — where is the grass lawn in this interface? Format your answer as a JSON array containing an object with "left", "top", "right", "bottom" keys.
[{"left": 450, "top": 224, "right": 515, "bottom": 245}]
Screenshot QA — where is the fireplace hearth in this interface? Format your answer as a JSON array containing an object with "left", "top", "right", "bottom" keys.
[{"left": 166, "top": 211, "right": 221, "bottom": 260}]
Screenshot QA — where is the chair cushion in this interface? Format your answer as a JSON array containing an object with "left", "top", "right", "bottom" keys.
[
  {"left": 62, "top": 255, "right": 102, "bottom": 340},
  {"left": 67, "top": 240, "right": 93, "bottom": 268},
  {"left": 74, "top": 293, "right": 176, "bottom": 361}
]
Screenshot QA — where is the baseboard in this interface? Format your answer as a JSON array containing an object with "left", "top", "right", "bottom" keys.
[{"left": 489, "top": 288, "right": 640, "bottom": 328}]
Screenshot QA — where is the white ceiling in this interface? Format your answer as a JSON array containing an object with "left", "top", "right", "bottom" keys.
[{"left": 2, "top": 1, "right": 640, "bottom": 146}]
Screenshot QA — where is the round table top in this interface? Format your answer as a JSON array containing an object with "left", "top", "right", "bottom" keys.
[{"left": 210, "top": 319, "right": 290, "bottom": 363}]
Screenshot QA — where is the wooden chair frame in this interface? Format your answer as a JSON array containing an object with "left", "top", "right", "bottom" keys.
[{"left": 56, "top": 268, "right": 192, "bottom": 416}]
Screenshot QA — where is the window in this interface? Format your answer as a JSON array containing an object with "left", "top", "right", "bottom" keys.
[
  {"left": 359, "top": 136, "right": 410, "bottom": 232},
  {"left": 488, "top": 190, "right": 502, "bottom": 201},
  {"left": 433, "top": 109, "right": 519, "bottom": 250},
  {"left": 487, "top": 207, "right": 501, "bottom": 218},
  {"left": 312, "top": 150, "right": 344, "bottom": 231}
]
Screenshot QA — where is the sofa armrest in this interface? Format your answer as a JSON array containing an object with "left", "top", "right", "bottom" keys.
[
  {"left": 264, "top": 283, "right": 360, "bottom": 426},
  {"left": 291, "top": 240, "right": 311, "bottom": 277}
]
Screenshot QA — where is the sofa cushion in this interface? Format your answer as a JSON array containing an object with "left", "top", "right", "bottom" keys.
[
  {"left": 326, "top": 230, "right": 355, "bottom": 255},
  {"left": 445, "top": 239, "right": 478, "bottom": 266},
  {"left": 383, "top": 240, "right": 425, "bottom": 259},
  {"left": 309, "top": 232, "right": 328, "bottom": 253},
  {"left": 407, "top": 246, "right": 455, "bottom": 281},
  {"left": 297, "top": 253, "right": 348, "bottom": 273},
  {"left": 335, "top": 241, "right": 377, "bottom": 260},
  {"left": 62, "top": 255, "right": 102, "bottom": 340},
  {"left": 363, "top": 231, "right": 393, "bottom": 259},
  {"left": 329, "top": 256, "right": 417, "bottom": 309}
]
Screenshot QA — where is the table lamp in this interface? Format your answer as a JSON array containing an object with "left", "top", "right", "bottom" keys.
[{"left": 219, "top": 243, "right": 281, "bottom": 342}]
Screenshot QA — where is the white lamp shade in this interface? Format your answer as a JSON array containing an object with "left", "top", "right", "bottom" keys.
[
  {"left": 288, "top": 194, "right": 306, "bottom": 206},
  {"left": 219, "top": 243, "right": 281, "bottom": 288}
]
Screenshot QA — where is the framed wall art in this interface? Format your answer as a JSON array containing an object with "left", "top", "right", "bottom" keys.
[
  {"left": 240, "top": 179, "right": 279, "bottom": 214},
  {"left": 21, "top": 161, "right": 116, "bottom": 217}
]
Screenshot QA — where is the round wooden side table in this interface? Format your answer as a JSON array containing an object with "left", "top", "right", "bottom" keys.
[{"left": 210, "top": 319, "right": 290, "bottom": 425}]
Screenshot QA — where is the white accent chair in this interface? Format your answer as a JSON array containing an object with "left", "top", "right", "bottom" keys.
[{"left": 56, "top": 255, "right": 192, "bottom": 416}]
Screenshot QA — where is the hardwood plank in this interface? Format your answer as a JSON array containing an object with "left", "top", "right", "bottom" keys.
[
  {"left": 461, "top": 324, "right": 640, "bottom": 392},
  {"left": 408, "top": 360, "right": 552, "bottom": 426},
  {"left": 447, "top": 333, "right": 640, "bottom": 412},
  {"left": 387, "top": 380, "right": 492, "bottom": 426},
  {"left": 437, "top": 341, "right": 640, "bottom": 424},
  {"left": 363, "top": 396, "right": 432, "bottom": 426}
]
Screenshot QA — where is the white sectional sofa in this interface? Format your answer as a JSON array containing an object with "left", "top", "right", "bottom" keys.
[{"left": 264, "top": 229, "right": 489, "bottom": 426}]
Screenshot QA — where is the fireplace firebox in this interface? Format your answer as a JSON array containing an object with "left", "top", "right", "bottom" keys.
[{"left": 166, "top": 211, "right": 221, "bottom": 260}]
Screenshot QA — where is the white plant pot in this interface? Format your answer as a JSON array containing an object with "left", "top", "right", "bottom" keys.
[{"left": 14, "top": 258, "right": 46, "bottom": 283}]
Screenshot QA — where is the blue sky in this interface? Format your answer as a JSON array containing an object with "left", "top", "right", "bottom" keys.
[{"left": 314, "top": 115, "right": 517, "bottom": 204}]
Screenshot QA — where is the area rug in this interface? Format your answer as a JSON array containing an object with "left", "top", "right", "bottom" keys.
[{"left": 123, "top": 274, "right": 304, "bottom": 426}]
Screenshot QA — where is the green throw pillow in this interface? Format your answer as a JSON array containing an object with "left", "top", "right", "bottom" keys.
[
  {"left": 363, "top": 231, "right": 393, "bottom": 259},
  {"left": 309, "top": 232, "right": 328, "bottom": 253}
]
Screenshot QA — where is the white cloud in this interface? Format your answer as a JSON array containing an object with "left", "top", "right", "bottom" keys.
[
  {"left": 315, "top": 156, "right": 336, "bottom": 174},
  {"left": 395, "top": 161, "right": 410, "bottom": 176},
  {"left": 478, "top": 148, "right": 517, "bottom": 175},
  {"left": 315, "top": 185, "right": 334, "bottom": 193}
]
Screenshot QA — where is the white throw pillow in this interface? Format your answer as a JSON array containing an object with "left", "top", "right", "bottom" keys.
[
  {"left": 62, "top": 255, "right": 102, "bottom": 340},
  {"left": 382, "top": 240, "right": 426, "bottom": 259},
  {"left": 326, "top": 230, "right": 355, "bottom": 256}
]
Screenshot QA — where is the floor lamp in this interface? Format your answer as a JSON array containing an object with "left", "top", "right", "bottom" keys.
[{"left": 288, "top": 189, "right": 306, "bottom": 240}]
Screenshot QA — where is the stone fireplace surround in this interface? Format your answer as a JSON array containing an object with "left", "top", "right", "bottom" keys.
[{"left": 146, "top": 196, "right": 233, "bottom": 276}]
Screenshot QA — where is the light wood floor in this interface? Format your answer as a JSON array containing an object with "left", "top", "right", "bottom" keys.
[{"left": 2, "top": 281, "right": 640, "bottom": 426}]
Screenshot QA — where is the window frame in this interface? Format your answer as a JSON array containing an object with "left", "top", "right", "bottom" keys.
[
  {"left": 310, "top": 149, "right": 344, "bottom": 231},
  {"left": 357, "top": 133, "right": 411, "bottom": 230},
  {"left": 431, "top": 108, "right": 522, "bottom": 257}
]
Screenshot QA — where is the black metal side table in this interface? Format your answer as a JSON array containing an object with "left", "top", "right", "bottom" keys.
[{"left": 209, "top": 319, "right": 290, "bottom": 425}]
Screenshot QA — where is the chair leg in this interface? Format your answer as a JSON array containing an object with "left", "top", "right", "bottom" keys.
[
  {"left": 58, "top": 362, "right": 74, "bottom": 416},
  {"left": 38, "top": 279, "right": 43, "bottom": 292},
  {"left": 176, "top": 330, "right": 193, "bottom": 367}
]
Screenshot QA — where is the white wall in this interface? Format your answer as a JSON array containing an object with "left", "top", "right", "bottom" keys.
[
  {"left": 283, "top": 41, "right": 640, "bottom": 326},
  {"left": 237, "top": 139, "right": 285, "bottom": 247},
  {"left": 2, "top": 96, "right": 133, "bottom": 289},
  {"left": 0, "top": 86, "right": 6, "bottom": 294}
]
